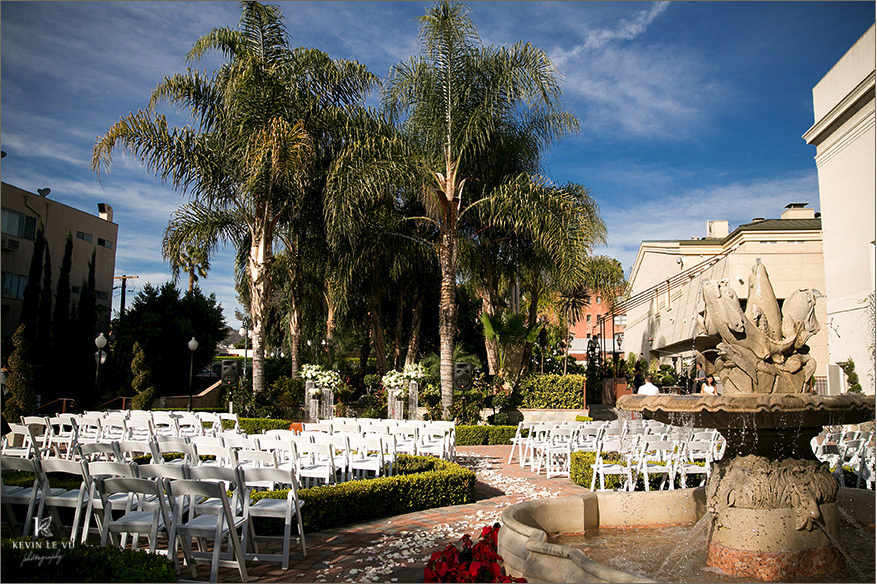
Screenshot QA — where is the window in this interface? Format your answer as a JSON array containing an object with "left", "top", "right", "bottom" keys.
[
  {"left": 586, "top": 314, "right": 591, "bottom": 323},
  {"left": 76, "top": 231, "right": 93, "bottom": 243},
  {"left": 1, "top": 209, "right": 37, "bottom": 240},
  {"left": 96, "top": 290, "right": 110, "bottom": 301},
  {"left": 1, "top": 272, "right": 29, "bottom": 300},
  {"left": 614, "top": 314, "right": 627, "bottom": 326},
  {"left": 98, "top": 237, "right": 113, "bottom": 249},
  {"left": 586, "top": 333, "right": 591, "bottom": 339},
  {"left": 596, "top": 296, "right": 602, "bottom": 304}
]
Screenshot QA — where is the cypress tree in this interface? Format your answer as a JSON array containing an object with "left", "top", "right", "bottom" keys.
[
  {"left": 38, "top": 246, "right": 53, "bottom": 347},
  {"left": 3, "top": 325, "right": 36, "bottom": 423},
  {"left": 20, "top": 224, "right": 46, "bottom": 343},
  {"left": 53, "top": 232, "right": 74, "bottom": 339}
]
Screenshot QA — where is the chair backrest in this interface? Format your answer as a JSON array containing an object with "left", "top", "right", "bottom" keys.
[
  {"left": 234, "top": 448, "right": 278, "bottom": 468},
  {"left": 263, "top": 429, "right": 298, "bottom": 442},
  {"left": 241, "top": 466, "right": 299, "bottom": 494},
  {"left": 116, "top": 440, "right": 153, "bottom": 463},
  {"left": 186, "top": 464, "right": 244, "bottom": 508},
  {"left": 217, "top": 413, "right": 242, "bottom": 433},
  {"left": 224, "top": 435, "right": 261, "bottom": 451},
  {"left": 302, "top": 422, "right": 331, "bottom": 434},
  {"left": 37, "top": 457, "right": 86, "bottom": 490},
  {"left": 193, "top": 443, "right": 235, "bottom": 467},
  {"left": 1, "top": 454, "right": 38, "bottom": 476},
  {"left": 86, "top": 460, "right": 139, "bottom": 481},
  {"left": 77, "top": 442, "right": 122, "bottom": 462},
  {"left": 190, "top": 435, "right": 226, "bottom": 450},
  {"left": 151, "top": 438, "right": 198, "bottom": 465},
  {"left": 137, "top": 463, "right": 188, "bottom": 481},
  {"left": 1, "top": 423, "right": 39, "bottom": 457}
]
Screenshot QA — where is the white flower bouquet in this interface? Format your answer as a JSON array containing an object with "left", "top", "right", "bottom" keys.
[{"left": 301, "top": 364, "right": 342, "bottom": 393}]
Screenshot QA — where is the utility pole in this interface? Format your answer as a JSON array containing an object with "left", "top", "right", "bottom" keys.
[{"left": 114, "top": 275, "right": 139, "bottom": 321}]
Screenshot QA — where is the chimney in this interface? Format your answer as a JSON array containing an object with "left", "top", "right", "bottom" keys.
[
  {"left": 781, "top": 202, "right": 815, "bottom": 220},
  {"left": 97, "top": 203, "right": 114, "bottom": 222},
  {"left": 707, "top": 220, "right": 729, "bottom": 239}
]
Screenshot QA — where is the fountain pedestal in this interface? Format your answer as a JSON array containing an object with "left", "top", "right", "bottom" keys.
[{"left": 617, "top": 392, "right": 874, "bottom": 581}]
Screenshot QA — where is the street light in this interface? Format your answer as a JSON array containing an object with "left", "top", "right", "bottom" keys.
[
  {"left": 187, "top": 337, "right": 198, "bottom": 411},
  {"left": 94, "top": 333, "right": 108, "bottom": 398}
]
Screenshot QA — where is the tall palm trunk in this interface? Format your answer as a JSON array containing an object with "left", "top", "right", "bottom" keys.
[
  {"left": 438, "top": 228, "right": 458, "bottom": 418},
  {"left": 392, "top": 282, "right": 410, "bottom": 369},
  {"left": 405, "top": 295, "right": 423, "bottom": 367},
  {"left": 288, "top": 264, "right": 302, "bottom": 378},
  {"left": 369, "top": 277, "right": 390, "bottom": 374},
  {"left": 248, "top": 225, "right": 272, "bottom": 393},
  {"left": 479, "top": 261, "right": 501, "bottom": 375}
]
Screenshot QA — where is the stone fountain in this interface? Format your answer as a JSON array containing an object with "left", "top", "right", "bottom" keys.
[{"left": 498, "top": 263, "right": 874, "bottom": 582}]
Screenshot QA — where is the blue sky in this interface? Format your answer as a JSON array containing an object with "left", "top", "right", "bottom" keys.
[{"left": 2, "top": 1, "right": 874, "bottom": 330}]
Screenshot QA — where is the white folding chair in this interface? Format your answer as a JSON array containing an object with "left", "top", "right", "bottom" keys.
[
  {"left": 193, "top": 443, "right": 236, "bottom": 468},
  {"left": 48, "top": 415, "right": 79, "bottom": 459},
  {"left": 21, "top": 416, "right": 53, "bottom": 456},
  {"left": 80, "top": 460, "right": 140, "bottom": 545},
  {"left": 75, "top": 415, "right": 103, "bottom": 445},
  {"left": 234, "top": 448, "right": 279, "bottom": 470},
  {"left": 590, "top": 437, "right": 637, "bottom": 492},
  {"left": 240, "top": 466, "right": 307, "bottom": 569},
  {"left": 33, "top": 457, "right": 90, "bottom": 542},
  {"left": 1, "top": 423, "right": 38, "bottom": 458},
  {"left": 116, "top": 439, "right": 154, "bottom": 464},
  {"left": 297, "top": 442, "right": 337, "bottom": 487},
  {"left": 1, "top": 455, "right": 42, "bottom": 536},
  {"left": 96, "top": 477, "right": 172, "bottom": 555},
  {"left": 151, "top": 436, "right": 199, "bottom": 466},
  {"left": 167, "top": 479, "right": 249, "bottom": 583},
  {"left": 418, "top": 427, "right": 451, "bottom": 460},
  {"left": 675, "top": 439, "right": 711, "bottom": 488},
  {"left": 348, "top": 436, "right": 386, "bottom": 480},
  {"left": 635, "top": 439, "right": 677, "bottom": 491},
  {"left": 217, "top": 413, "right": 243, "bottom": 434},
  {"left": 507, "top": 421, "right": 534, "bottom": 466},
  {"left": 542, "top": 428, "right": 575, "bottom": 479}
]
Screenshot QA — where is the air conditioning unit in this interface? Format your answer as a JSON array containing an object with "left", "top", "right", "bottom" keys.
[{"left": 1, "top": 238, "right": 20, "bottom": 251}]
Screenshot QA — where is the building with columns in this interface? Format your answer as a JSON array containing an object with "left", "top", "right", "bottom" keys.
[{"left": 803, "top": 24, "right": 875, "bottom": 395}]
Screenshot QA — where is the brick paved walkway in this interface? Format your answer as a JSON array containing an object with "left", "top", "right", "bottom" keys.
[{"left": 212, "top": 445, "right": 589, "bottom": 583}]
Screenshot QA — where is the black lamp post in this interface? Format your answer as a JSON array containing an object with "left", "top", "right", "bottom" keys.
[
  {"left": 187, "top": 337, "right": 198, "bottom": 411},
  {"left": 94, "top": 333, "right": 108, "bottom": 397}
]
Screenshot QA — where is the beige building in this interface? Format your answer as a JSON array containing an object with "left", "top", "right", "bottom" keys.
[
  {"left": 803, "top": 24, "right": 876, "bottom": 395},
  {"left": 1, "top": 182, "right": 118, "bottom": 339},
  {"left": 622, "top": 204, "right": 828, "bottom": 389}
]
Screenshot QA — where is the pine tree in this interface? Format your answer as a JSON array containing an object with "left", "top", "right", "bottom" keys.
[
  {"left": 3, "top": 325, "right": 36, "bottom": 423},
  {"left": 130, "top": 342, "right": 156, "bottom": 410}
]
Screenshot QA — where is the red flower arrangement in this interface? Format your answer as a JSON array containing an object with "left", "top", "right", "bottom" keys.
[{"left": 424, "top": 523, "right": 527, "bottom": 583}]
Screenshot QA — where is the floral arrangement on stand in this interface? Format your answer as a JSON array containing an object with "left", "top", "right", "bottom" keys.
[
  {"left": 382, "top": 363, "right": 429, "bottom": 394},
  {"left": 301, "top": 364, "right": 342, "bottom": 398},
  {"left": 424, "top": 524, "right": 526, "bottom": 583}
]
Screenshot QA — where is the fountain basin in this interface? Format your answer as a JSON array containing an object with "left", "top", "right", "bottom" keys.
[{"left": 498, "top": 488, "right": 874, "bottom": 583}]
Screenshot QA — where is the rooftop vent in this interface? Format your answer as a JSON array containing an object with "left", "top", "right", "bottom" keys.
[
  {"left": 781, "top": 202, "right": 815, "bottom": 220},
  {"left": 97, "top": 203, "right": 113, "bottom": 222},
  {"left": 751, "top": 217, "right": 765, "bottom": 223}
]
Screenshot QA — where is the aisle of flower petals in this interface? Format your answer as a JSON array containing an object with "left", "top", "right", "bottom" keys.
[{"left": 297, "top": 445, "right": 585, "bottom": 583}]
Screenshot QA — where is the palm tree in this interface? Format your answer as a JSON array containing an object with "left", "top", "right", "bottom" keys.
[
  {"left": 94, "top": 2, "right": 376, "bottom": 392},
  {"left": 382, "top": 1, "right": 579, "bottom": 417},
  {"left": 167, "top": 244, "right": 210, "bottom": 292}
]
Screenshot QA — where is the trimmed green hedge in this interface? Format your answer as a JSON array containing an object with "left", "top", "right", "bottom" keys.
[
  {"left": 1, "top": 539, "right": 177, "bottom": 582},
  {"left": 237, "top": 417, "right": 291, "bottom": 434},
  {"left": 571, "top": 451, "right": 627, "bottom": 490},
  {"left": 455, "top": 425, "right": 519, "bottom": 446},
  {"left": 251, "top": 455, "right": 475, "bottom": 532},
  {"left": 519, "top": 375, "right": 586, "bottom": 409}
]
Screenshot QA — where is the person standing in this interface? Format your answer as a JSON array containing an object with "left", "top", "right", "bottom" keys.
[
  {"left": 637, "top": 375, "right": 660, "bottom": 395},
  {"left": 693, "top": 361, "right": 707, "bottom": 393}
]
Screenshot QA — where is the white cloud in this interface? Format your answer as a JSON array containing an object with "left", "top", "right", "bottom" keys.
[
  {"left": 581, "top": 1, "right": 671, "bottom": 53},
  {"left": 600, "top": 170, "right": 820, "bottom": 273}
]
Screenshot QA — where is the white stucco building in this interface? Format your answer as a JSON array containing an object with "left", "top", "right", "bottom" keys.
[{"left": 803, "top": 24, "right": 875, "bottom": 395}]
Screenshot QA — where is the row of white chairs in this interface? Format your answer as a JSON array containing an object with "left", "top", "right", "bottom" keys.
[
  {"left": 3, "top": 412, "right": 243, "bottom": 460},
  {"left": 1, "top": 452, "right": 306, "bottom": 581},
  {"left": 813, "top": 431, "right": 875, "bottom": 489}
]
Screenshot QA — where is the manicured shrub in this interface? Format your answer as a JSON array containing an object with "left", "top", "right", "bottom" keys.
[
  {"left": 518, "top": 375, "right": 585, "bottom": 409},
  {"left": 570, "top": 451, "right": 627, "bottom": 490},
  {"left": 250, "top": 455, "right": 475, "bottom": 532},
  {"left": 455, "top": 425, "right": 519, "bottom": 446},
  {"left": 237, "top": 417, "right": 291, "bottom": 434},
  {"left": 1, "top": 539, "right": 177, "bottom": 582}
]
